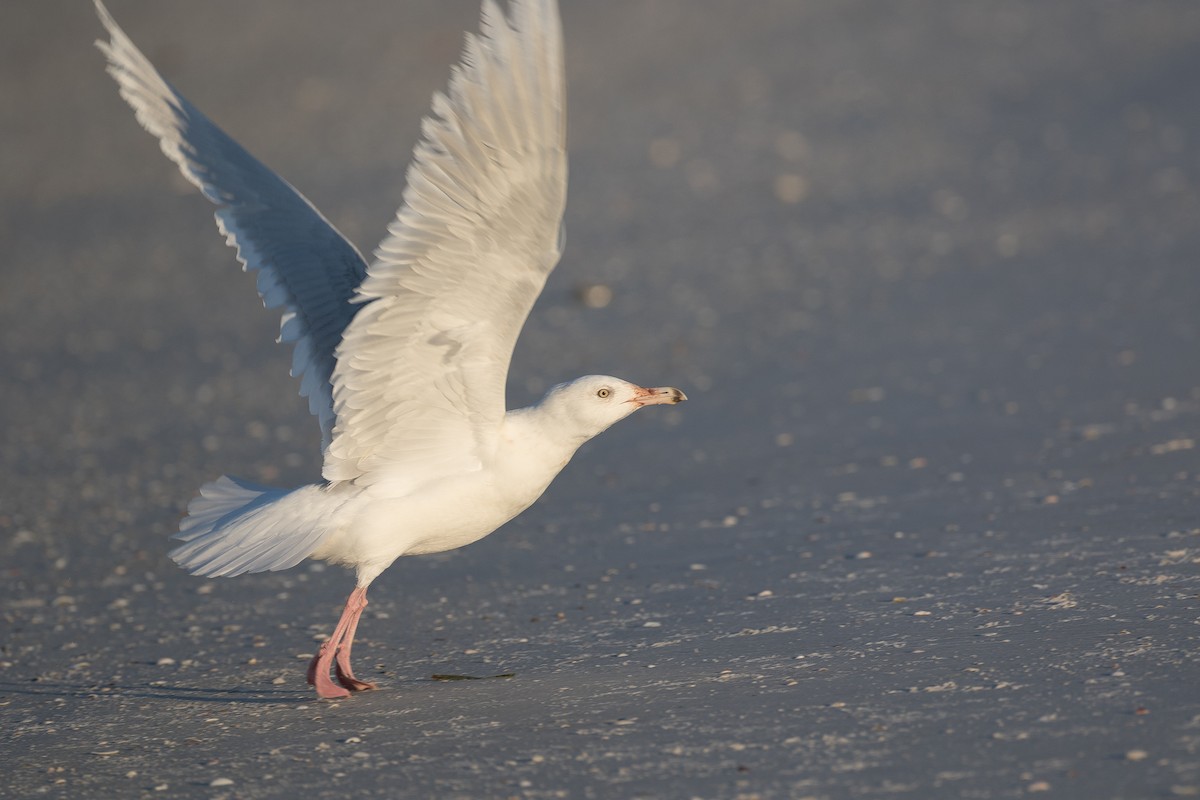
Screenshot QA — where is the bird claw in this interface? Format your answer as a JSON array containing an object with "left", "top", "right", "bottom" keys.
[{"left": 335, "top": 661, "right": 377, "bottom": 692}]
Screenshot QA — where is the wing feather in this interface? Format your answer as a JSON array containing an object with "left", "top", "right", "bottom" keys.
[
  {"left": 94, "top": 0, "right": 368, "bottom": 451},
  {"left": 325, "top": 0, "right": 567, "bottom": 490}
]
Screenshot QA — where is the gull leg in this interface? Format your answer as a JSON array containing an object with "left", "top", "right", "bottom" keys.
[
  {"left": 306, "top": 586, "right": 368, "bottom": 699},
  {"left": 334, "top": 589, "right": 377, "bottom": 692}
]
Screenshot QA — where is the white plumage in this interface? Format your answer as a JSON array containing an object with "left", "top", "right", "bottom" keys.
[{"left": 96, "top": 0, "right": 684, "bottom": 699}]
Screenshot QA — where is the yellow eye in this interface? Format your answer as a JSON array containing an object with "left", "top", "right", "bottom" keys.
[{"left": 597, "top": 387, "right": 611, "bottom": 399}]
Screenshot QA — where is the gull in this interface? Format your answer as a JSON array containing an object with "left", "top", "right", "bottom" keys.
[{"left": 95, "top": 0, "right": 685, "bottom": 699}]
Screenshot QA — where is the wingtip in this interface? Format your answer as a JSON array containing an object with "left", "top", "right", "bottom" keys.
[
  {"left": 92, "top": 0, "right": 135, "bottom": 65},
  {"left": 93, "top": 0, "right": 117, "bottom": 38},
  {"left": 93, "top": 0, "right": 113, "bottom": 51}
]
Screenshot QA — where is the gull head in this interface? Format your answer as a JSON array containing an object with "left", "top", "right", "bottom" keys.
[{"left": 538, "top": 375, "right": 687, "bottom": 442}]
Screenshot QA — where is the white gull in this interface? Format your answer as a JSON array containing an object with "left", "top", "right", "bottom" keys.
[{"left": 95, "top": 0, "right": 685, "bottom": 699}]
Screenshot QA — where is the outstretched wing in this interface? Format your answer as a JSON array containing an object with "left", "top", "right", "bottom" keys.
[
  {"left": 95, "top": 0, "right": 368, "bottom": 451},
  {"left": 324, "top": 0, "right": 567, "bottom": 490}
]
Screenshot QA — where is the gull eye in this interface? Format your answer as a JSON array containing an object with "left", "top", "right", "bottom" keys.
[{"left": 596, "top": 387, "right": 611, "bottom": 399}]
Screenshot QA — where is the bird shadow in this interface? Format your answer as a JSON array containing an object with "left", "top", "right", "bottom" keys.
[
  {"left": 0, "top": 672, "right": 503, "bottom": 707},
  {"left": 0, "top": 679, "right": 311, "bottom": 705}
]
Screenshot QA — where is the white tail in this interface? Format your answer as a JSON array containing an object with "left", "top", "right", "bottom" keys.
[{"left": 171, "top": 476, "right": 338, "bottom": 577}]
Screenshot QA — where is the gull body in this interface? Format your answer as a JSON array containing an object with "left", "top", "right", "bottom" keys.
[
  {"left": 95, "top": 0, "right": 685, "bottom": 698},
  {"left": 303, "top": 380, "right": 683, "bottom": 580}
]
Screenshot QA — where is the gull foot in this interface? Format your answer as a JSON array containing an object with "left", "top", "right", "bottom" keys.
[{"left": 335, "top": 659, "right": 378, "bottom": 692}]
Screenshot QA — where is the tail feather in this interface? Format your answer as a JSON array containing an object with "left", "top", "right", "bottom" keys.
[{"left": 171, "top": 476, "right": 337, "bottom": 577}]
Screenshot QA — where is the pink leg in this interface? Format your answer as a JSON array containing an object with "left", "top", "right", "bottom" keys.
[
  {"left": 334, "top": 595, "right": 376, "bottom": 692},
  {"left": 306, "top": 587, "right": 371, "bottom": 699}
]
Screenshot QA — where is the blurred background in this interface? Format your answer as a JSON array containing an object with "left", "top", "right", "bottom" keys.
[{"left": 2, "top": 1, "right": 1199, "bottom": 797}]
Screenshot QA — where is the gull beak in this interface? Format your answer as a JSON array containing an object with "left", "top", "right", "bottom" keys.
[{"left": 628, "top": 385, "right": 687, "bottom": 407}]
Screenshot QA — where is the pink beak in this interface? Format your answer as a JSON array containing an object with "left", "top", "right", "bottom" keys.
[{"left": 627, "top": 385, "right": 688, "bottom": 407}]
